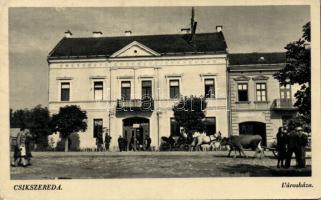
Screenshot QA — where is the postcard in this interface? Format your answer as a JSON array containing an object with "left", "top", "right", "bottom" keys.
[{"left": 0, "top": 0, "right": 320, "bottom": 199}]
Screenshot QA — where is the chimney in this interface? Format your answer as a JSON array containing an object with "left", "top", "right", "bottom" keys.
[
  {"left": 216, "top": 25, "right": 223, "bottom": 32},
  {"left": 125, "top": 30, "right": 132, "bottom": 36},
  {"left": 181, "top": 28, "right": 191, "bottom": 34},
  {"left": 93, "top": 31, "right": 103, "bottom": 37},
  {"left": 64, "top": 30, "right": 72, "bottom": 38}
]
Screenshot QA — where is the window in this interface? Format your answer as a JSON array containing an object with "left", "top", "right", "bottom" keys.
[
  {"left": 204, "top": 79, "right": 215, "bottom": 98},
  {"left": 169, "top": 80, "right": 180, "bottom": 99},
  {"left": 170, "top": 118, "right": 180, "bottom": 137},
  {"left": 121, "top": 81, "right": 131, "bottom": 100},
  {"left": 60, "top": 82, "right": 70, "bottom": 101},
  {"left": 256, "top": 83, "right": 267, "bottom": 101},
  {"left": 280, "top": 84, "right": 291, "bottom": 100},
  {"left": 94, "top": 81, "right": 103, "bottom": 100},
  {"left": 204, "top": 117, "right": 216, "bottom": 135},
  {"left": 93, "top": 119, "right": 103, "bottom": 138},
  {"left": 142, "top": 80, "right": 152, "bottom": 99},
  {"left": 238, "top": 83, "right": 248, "bottom": 102}
]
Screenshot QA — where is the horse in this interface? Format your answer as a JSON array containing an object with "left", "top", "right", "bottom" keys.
[{"left": 191, "top": 131, "right": 222, "bottom": 151}]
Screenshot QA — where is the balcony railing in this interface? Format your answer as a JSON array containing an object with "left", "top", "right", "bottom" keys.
[
  {"left": 116, "top": 98, "right": 154, "bottom": 112},
  {"left": 271, "top": 99, "right": 297, "bottom": 111}
]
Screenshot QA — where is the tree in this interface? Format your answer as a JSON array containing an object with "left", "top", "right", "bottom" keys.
[
  {"left": 28, "top": 105, "right": 52, "bottom": 149},
  {"left": 274, "top": 22, "right": 311, "bottom": 132},
  {"left": 172, "top": 96, "right": 207, "bottom": 137},
  {"left": 50, "top": 105, "right": 87, "bottom": 152},
  {"left": 10, "top": 105, "right": 51, "bottom": 149},
  {"left": 10, "top": 108, "right": 31, "bottom": 128}
]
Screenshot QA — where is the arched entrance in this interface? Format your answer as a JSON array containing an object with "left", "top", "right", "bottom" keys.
[
  {"left": 123, "top": 117, "right": 150, "bottom": 151},
  {"left": 239, "top": 121, "right": 267, "bottom": 146}
]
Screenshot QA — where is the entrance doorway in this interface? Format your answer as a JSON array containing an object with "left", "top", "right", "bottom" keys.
[
  {"left": 239, "top": 121, "right": 267, "bottom": 146},
  {"left": 123, "top": 117, "right": 150, "bottom": 151}
]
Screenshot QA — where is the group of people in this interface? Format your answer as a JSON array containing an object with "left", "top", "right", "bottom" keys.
[
  {"left": 11, "top": 125, "right": 33, "bottom": 167},
  {"left": 118, "top": 134, "right": 152, "bottom": 152},
  {"left": 276, "top": 126, "right": 309, "bottom": 169},
  {"left": 96, "top": 130, "right": 112, "bottom": 151}
]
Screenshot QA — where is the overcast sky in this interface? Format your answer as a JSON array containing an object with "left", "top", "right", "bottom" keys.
[{"left": 9, "top": 6, "right": 310, "bottom": 110}]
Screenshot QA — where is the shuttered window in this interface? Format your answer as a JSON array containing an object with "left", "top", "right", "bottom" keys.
[
  {"left": 256, "top": 83, "right": 267, "bottom": 101},
  {"left": 238, "top": 83, "right": 248, "bottom": 101},
  {"left": 60, "top": 82, "right": 70, "bottom": 101},
  {"left": 94, "top": 81, "right": 103, "bottom": 100},
  {"left": 205, "top": 79, "right": 215, "bottom": 98},
  {"left": 280, "top": 84, "right": 291, "bottom": 100},
  {"left": 142, "top": 80, "right": 152, "bottom": 99},
  {"left": 121, "top": 81, "right": 131, "bottom": 100},
  {"left": 170, "top": 80, "right": 180, "bottom": 99}
]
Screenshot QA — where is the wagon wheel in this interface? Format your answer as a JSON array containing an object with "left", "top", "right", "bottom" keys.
[
  {"left": 262, "top": 146, "right": 278, "bottom": 158},
  {"left": 160, "top": 142, "right": 171, "bottom": 151},
  {"left": 179, "top": 144, "right": 190, "bottom": 151}
]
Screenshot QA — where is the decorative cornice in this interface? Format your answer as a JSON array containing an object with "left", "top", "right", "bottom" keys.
[
  {"left": 233, "top": 75, "right": 250, "bottom": 81},
  {"left": 56, "top": 77, "right": 73, "bottom": 80},
  {"left": 165, "top": 74, "right": 183, "bottom": 78},
  {"left": 252, "top": 75, "right": 269, "bottom": 81},
  {"left": 89, "top": 76, "right": 107, "bottom": 79},
  {"left": 49, "top": 56, "right": 227, "bottom": 69},
  {"left": 200, "top": 73, "right": 217, "bottom": 77},
  {"left": 138, "top": 75, "right": 155, "bottom": 79},
  {"left": 228, "top": 64, "right": 284, "bottom": 72},
  {"left": 117, "top": 76, "right": 134, "bottom": 79}
]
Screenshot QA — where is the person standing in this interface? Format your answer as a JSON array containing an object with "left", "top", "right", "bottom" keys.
[
  {"left": 118, "top": 135, "right": 123, "bottom": 152},
  {"left": 104, "top": 134, "right": 112, "bottom": 151},
  {"left": 11, "top": 133, "right": 21, "bottom": 167},
  {"left": 284, "top": 127, "right": 299, "bottom": 168},
  {"left": 296, "top": 127, "right": 308, "bottom": 168},
  {"left": 276, "top": 127, "right": 287, "bottom": 168},
  {"left": 123, "top": 137, "right": 128, "bottom": 151},
  {"left": 24, "top": 129, "right": 33, "bottom": 166},
  {"left": 96, "top": 129, "right": 104, "bottom": 151},
  {"left": 14, "top": 125, "right": 28, "bottom": 167},
  {"left": 146, "top": 135, "right": 152, "bottom": 151}
]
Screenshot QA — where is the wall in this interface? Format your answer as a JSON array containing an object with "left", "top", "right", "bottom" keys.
[
  {"left": 48, "top": 54, "right": 229, "bottom": 150},
  {"left": 229, "top": 67, "right": 298, "bottom": 145}
]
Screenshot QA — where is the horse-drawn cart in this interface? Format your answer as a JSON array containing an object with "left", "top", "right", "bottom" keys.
[
  {"left": 159, "top": 136, "right": 191, "bottom": 151},
  {"left": 262, "top": 146, "right": 278, "bottom": 158},
  {"left": 261, "top": 138, "right": 279, "bottom": 158}
]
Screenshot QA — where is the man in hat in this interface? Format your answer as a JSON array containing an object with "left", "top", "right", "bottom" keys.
[
  {"left": 284, "top": 126, "right": 299, "bottom": 168},
  {"left": 296, "top": 126, "right": 308, "bottom": 168}
]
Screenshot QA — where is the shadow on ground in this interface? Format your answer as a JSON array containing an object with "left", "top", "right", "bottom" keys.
[{"left": 219, "top": 164, "right": 311, "bottom": 177}]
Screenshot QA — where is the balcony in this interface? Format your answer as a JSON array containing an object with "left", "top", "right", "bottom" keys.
[
  {"left": 271, "top": 99, "right": 297, "bottom": 111},
  {"left": 116, "top": 98, "right": 154, "bottom": 112}
]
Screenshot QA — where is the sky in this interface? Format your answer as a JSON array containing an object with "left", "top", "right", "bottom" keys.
[{"left": 9, "top": 6, "right": 310, "bottom": 110}]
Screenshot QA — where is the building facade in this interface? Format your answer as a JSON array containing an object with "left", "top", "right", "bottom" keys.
[
  {"left": 228, "top": 53, "right": 298, "bottom": 146},
  {"left": 48, "top": 29, "right": 298, "bottom": 151},
  {"left": 48, "top": 28, "right": 229, "bottom": 150}
]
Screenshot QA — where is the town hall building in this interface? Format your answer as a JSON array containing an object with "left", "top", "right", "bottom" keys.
[
  {"left": 47, "top": 16, "right": 298, "bottom": 151},
  {"left": 48, "top": 24, "right": 230, "bottom": 150}
]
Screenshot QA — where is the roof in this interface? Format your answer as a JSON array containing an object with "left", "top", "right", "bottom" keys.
[
  {"left": 229, "top": 52, "right": 286, "bottom": 65},
  {"left": 48, "top": 32, "right": 227, "bottom": 59}
]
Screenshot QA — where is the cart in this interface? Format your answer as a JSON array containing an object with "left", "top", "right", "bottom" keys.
[
  {"left": 262, "top": 139, "right": 278, "bottom": 158},
  {"left": 262, "top": 134, "right": 311, "bottom": 158}
]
